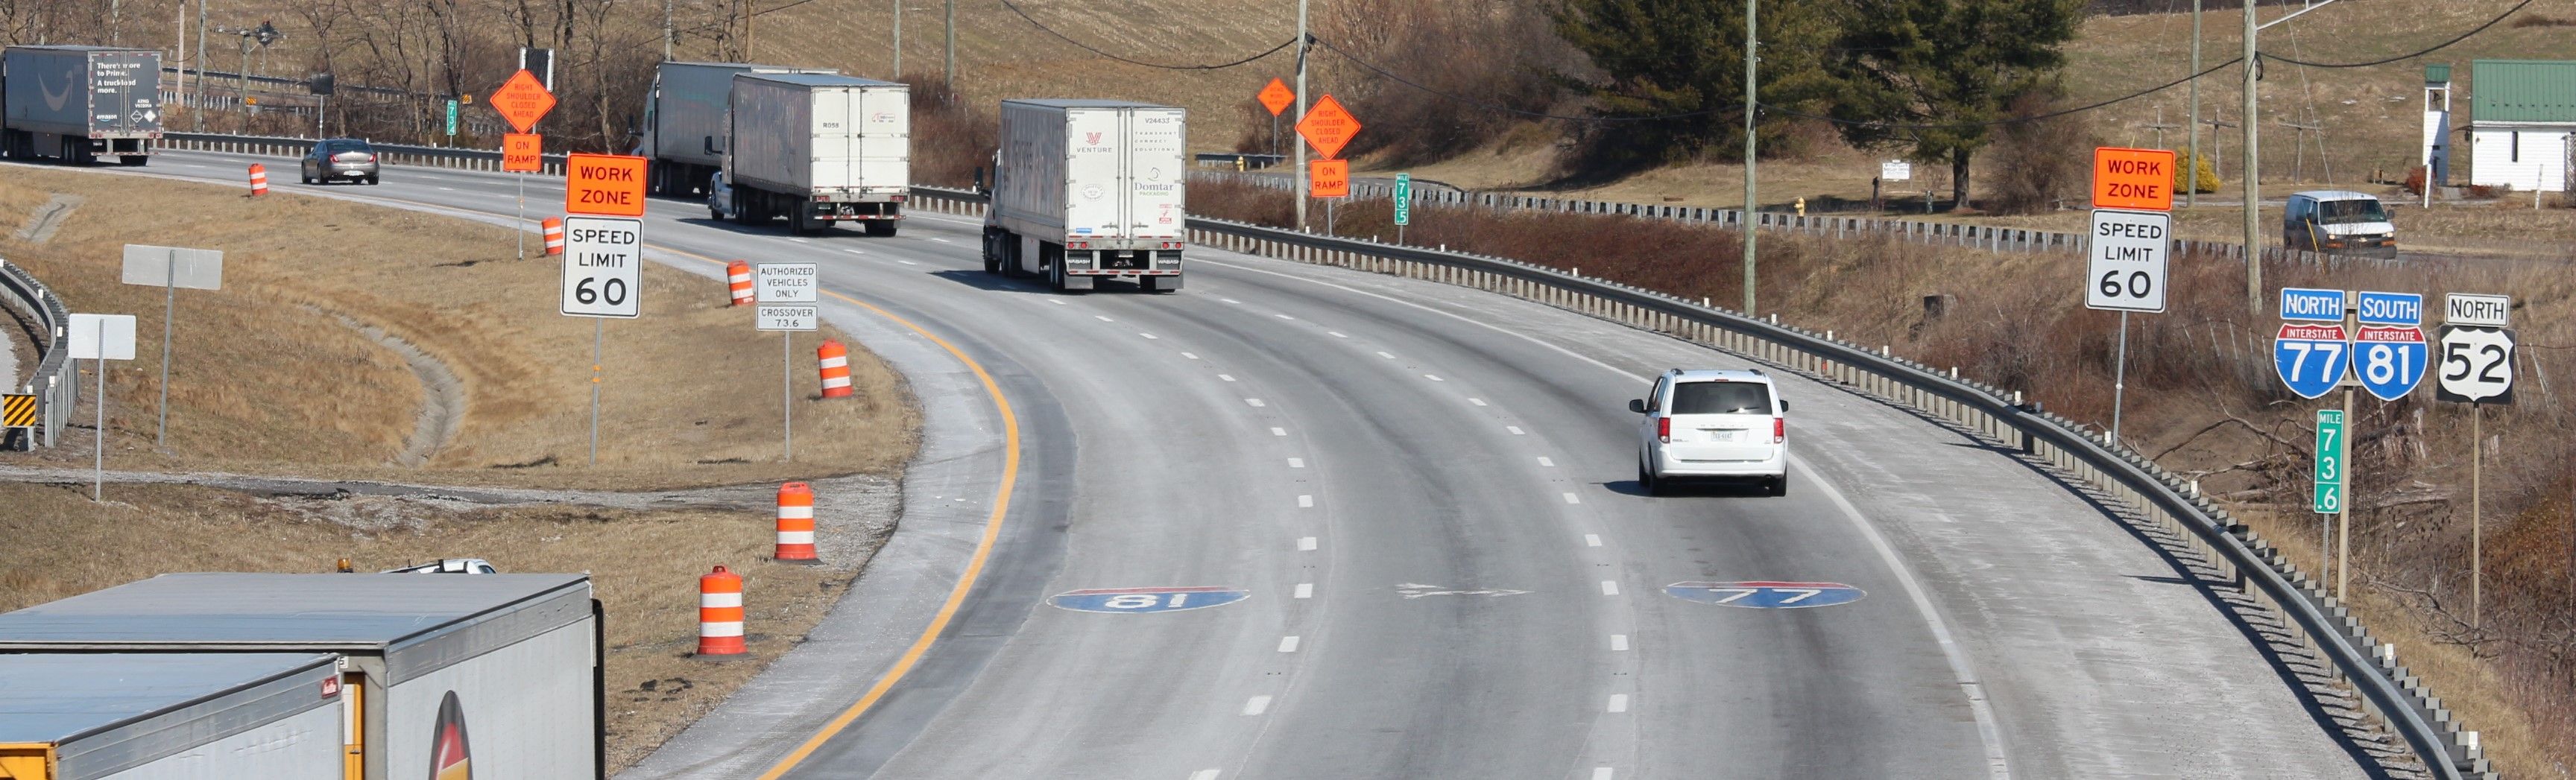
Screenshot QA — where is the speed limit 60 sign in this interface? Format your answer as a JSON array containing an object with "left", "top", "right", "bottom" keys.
[
  {"left": 561, "top": 216, "right": 641, "bottom": 318},
  {"left": 2085, "top": 209, "right": 2170, "bottom": 312}
]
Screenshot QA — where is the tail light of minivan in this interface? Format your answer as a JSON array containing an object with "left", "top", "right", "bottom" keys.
[
  {"left": 1773, "top": 417, "right": 1784, "bottom": 443},
  {"left": 1657, "top": 417, "right": 1670, "bottom": 444}
]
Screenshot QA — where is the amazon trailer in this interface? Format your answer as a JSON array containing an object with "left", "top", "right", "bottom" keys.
[
  {"left": 0, "top": 45, "right": 160, "bottom": 165},
  {"left": 981, "top": 99, "right": 1188, "bottom": 293},
  {"left": 723, "top": 72, "right": 909, "bottom": 235},
  {"left": 638, "top": 61, "right": 836, "bottom": 197},
  {"left": 0, "top": 574, "right": 602, "bottom": 780},
  {"left": 0, "top": 653, "right": 344, "bottom": 779}
]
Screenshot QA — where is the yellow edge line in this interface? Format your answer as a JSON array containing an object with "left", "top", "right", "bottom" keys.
[{"left": 642, "top": 245, "right": 1019, "bottom": 779}]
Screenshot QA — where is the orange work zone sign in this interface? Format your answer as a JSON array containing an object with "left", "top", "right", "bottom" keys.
[
  {"left": 1295, "top": 94, "right": 1361, "bottom": 159},
  {"left": 1257, "top": 78, "right": 1295, "bottom": 117},
  {"left": 564, "top": 153, "right": 648, "bottom": 217},
  {"left": 502, "top": 133, "right": 543, "bottom": 173},
  {"left": 1310, "top": 159, "right": 1350, "bottom": 198},
  {"left": 2093, "top": 147, "right": 2176, "bottom": 211},
  {"left": 489, "top": 69, "right": 557, "bottom": 134}
]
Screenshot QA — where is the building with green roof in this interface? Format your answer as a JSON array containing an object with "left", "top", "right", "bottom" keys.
[{"left": 2468, "top": 60, "right": 2575, "bottom": 191}]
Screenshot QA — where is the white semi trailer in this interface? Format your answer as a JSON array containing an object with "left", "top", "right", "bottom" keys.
[
  {"left": 636, "top": 61, "right": 835, "bottom": 197},
  {"left": 0, "top": 653, "right": 346, "bottom": 779},
  {"left": 981, "top": 99, "right": 1187, "bottom": 292},
  {"left": 716, "top": 72, "right": 909, "bottom": 235}
]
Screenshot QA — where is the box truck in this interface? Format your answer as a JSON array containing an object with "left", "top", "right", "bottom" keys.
[
  {"left": 712, "top": 72, "right": 908, "bottom": 235},
  {"left": 980, "top": 99, "right": 1188, "bottom": 292},
  {"left": 0, "top": 653, "right": 345, "bottom": 779},
  {"left": 636, "top": 61, "right": 835, "bottom": 197},
  {"left": 0, "top": 574, "right": 602, "bottom": 780},
  {"left": 1, "top": 45, "right": 160, "bottom": 165}
]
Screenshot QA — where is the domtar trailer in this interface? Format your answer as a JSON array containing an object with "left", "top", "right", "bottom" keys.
[
  {"left": 982, "top": 99, "right": 1188, "bottom": 292},
  {"left": 0, "top": 574, "right": 602, "bottom": 780},
  {"left": 0, "top": 653, "right": 345, "bottom": 779},
  {"left": 637, "top": 61, "right": 836, "bottom": 197},
  {"left": 717, "top": 72, "right": 909, "bottom": 235},
  {"left": 0, "top": 45, "right": 160, "bottom": 165}
]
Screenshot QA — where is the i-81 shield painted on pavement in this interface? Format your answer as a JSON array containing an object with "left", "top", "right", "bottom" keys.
[
  {"left": 1664, "top": 581, "right": 1865, "bottom": 609},
  {"left": 1048, "top": 586, "right": 1249, "bottom": 613}
]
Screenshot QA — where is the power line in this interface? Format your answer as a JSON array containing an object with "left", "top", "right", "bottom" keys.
[
  {"left": 1762, "top": 57, "right": 2244, "bottom": 130},
  {"left": 1317, "top": 39, "right": 1726, "bottom": 122},
  {"left": 994, "top": 0, "right": 1295, "bottom": 69},
  {"left": 2260, "top": 0, "right": 2534, "bottom": 68}
]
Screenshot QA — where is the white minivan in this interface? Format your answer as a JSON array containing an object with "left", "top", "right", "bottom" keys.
[
  {"left": 2283, "top": 191, "right": 2398, "bottom": 259},
  {"left": 1631, "top": 368, "right": 1788, "bottom": 496}
]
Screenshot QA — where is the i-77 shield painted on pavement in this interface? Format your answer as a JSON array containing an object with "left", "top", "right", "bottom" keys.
[
  {"left": 1664, "top": 581, "right": 1866, "bottom": 609},
  {"left": 1048, "top": 586, "right": 1250, "bottom": 613}
]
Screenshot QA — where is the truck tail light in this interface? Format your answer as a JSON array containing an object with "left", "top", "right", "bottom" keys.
[
  {"left": 1161, "top": 241, "right": 1182, "bottom": 249},
  {"left": 1657, "top": 417, "right": 1670, "bottom": 443},
  {"left": 1773, "top": 417, "right": 1785, "bottom": 443},
  {"left": 1068, "top": 241, "right": 1088, "bottom": 250},
  {"left": 891, "top": 194, "right": 907, "bottom": 202},
  {"left": 815, "top": 194, "right": 830, "bottom": 202}
]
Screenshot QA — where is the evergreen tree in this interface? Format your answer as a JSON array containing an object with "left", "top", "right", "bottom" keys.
[
  {"left": 1553, "top": 0, "right": 1834, "bottom": 172},
  {"left": 1822, "top": 0, "right": 2086, "bottom": 208}
]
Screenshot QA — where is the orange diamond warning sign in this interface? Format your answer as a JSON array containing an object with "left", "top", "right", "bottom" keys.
[
  {"left": 1295, "top": 94, "right": 1360, "bottom": 159},
  {"left": 489, "top": 69, "right": 556, "bottom": 134},
  {"left": 1257, "top": 78, "right": 1295, "bottom": 117}
]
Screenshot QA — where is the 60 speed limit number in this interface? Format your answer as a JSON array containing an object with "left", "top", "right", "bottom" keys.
[
  {"left": 561, "top": 216, "right": 641, "bottom": 318},
  {"left": 2084, "top": 209, "right": 2170, "bottom": 313}
]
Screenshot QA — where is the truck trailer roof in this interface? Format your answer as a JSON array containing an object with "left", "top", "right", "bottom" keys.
[
  {"left": 1004, "top": 98, "right": 1179, "bottom": 110},
  {"left": 738, "top": 72, "right": 905, "bottom": 89},
  {"left": 0, "top": 652, "right": 341, "bottom": 776}
]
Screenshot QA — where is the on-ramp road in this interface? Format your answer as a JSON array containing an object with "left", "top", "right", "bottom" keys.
[{"left": 122, "top": 150, "right": 2389, "bottom": 779}]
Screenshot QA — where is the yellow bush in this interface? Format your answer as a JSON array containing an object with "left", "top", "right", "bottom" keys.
[{"left": 2172, "top": 149, "right": 2221, "bottom": 194}]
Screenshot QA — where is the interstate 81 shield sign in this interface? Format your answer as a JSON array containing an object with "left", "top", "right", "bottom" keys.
[{"left": 2353, "top": 325, "right": 2429, "bottom": 402}]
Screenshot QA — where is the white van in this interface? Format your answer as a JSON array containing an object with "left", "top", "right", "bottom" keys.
[
  {"left": 1630, "top": 368, "right": 1788, "bottom": 496},
  {"left": 2283, "top": 191, "right": 2398, "bottom": 258}
]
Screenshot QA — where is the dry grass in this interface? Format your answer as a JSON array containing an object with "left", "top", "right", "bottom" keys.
[
  {"left": 0, "top": 481, "right": 870, "bottom": 774},
  {"left": 0, "top": 167, "right": 918, "bottom": 490}
]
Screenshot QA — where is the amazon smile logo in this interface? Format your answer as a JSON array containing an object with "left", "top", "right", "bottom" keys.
[{"left": 38, "top": 66, "right": 73, "bottom": 112}]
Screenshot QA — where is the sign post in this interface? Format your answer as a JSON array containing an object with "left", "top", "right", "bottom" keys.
[
  {"left": 488, "top": 69, "right": 558, "bottom": 261},
  {"left": 1257, "top": 78, "right": 1295, "bottom": 160},
  {"left": 2439, "top": 292, "right": 2514, "bottom": 627},
  {"left": 755, "top": 263, "right": 819, "bottom": 461},
  {"left": 68, "top": 314, "right": 137, "bottom": 501},
  {"left": 120, "top": 245, "right": 222, "bottom": 450},
  {"left": 2086, "top": 148, "right": 2176, "bottom": 447},
  {"left": 1295, "top": 94, "right": 1360, "bottom": 233},
  {"left": 1392, "top": 172, "right": 1411, "bottom": 244},
  {"left": 559, "top": 148, "right": 645, "bottom": 467}
]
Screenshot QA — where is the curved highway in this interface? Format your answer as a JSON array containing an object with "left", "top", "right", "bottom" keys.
[{"left": 117, "top": 150, "right": 2378, "bottom": 779}]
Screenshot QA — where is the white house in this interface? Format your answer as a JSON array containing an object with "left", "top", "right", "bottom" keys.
[{"left": 2466, "top": 59, "right": 2575, "bottom": 192}]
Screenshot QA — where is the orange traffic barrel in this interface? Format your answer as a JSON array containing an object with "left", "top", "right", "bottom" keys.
[
  {"left": 776, "top": 482, "right": 818, "bottom": 563},
  {"left": 817, "top": 341, "right": 853, "bottom": 399},
  {"left": 247, "top": 163, "right": 269, "bottom": 196},
  {"left": 727, "top": 261, "right": 755, "bottom": 306},
  {"left": 697, "top": 566, "right": 746, "bottom": 657},
  {"left": 542, "top": 218, "right": 566, "bottom": 256}
]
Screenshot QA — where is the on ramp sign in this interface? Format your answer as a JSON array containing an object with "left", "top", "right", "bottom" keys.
[{"left": 565, "top": 153, "right": 647, "bottom": 217}]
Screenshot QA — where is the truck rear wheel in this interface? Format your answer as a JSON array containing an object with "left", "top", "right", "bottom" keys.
[
  {"left": 119, "top": 155, "right": 148, "bottom": 167},
  {"left": 865, "top": 220, "right": 897, "bottom": 238}
]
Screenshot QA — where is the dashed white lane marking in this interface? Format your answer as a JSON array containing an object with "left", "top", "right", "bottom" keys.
[
  {"left": 1328, "top": 332, "right": 1348, "bottom": 338},
  {"left": 1049, "top": 299, "right": 1067, "bottom": 305},
  {"left": 1193, "top": 771, "right": 1222, "bottom": 780},
  {"left": 1245, "top": 399, "right": 1266, "bottom": 408},
  {"left": 436, "top": 186, "right": 455, "bottom": 191},
  {"left": 1424, "top": 374, "right": 1444, "bottom": 381},
  {"left": 1607, "top": 694, "right": 1629, "bottom": 713},
  {"left": 1270, "top": 427, "right": 1287, "bottom": 437},
  {"left": 1298, "top": 536, "right": 1318, "bottom": 551},
  {"left": 1243, "top": 696, "right": 1272, "bottom": 715},
  {"left": 1275, "top": 314, "right": 1295, "bottom": 320},
  {"left": 1219, "top": 374, "right": 1237, "bottom": 381},
  {"left": 1221, "top": 298, "right": 1241, "bottom": 304},
  {"left": 1093, "top": 315, "right": 1114, "bottom": 322},
  {"left": 1140, "top": 333, "right": 1159, "bottom": 340},
  {"left": 1593, "top": 769, "right": 1615, "bottom": 780},
  {"left": 1562, "top": 492, "right": 1581, "bottom": 504},
  {"left": 1468, "top": 398, "right": 1487, "bottom": 406},
  {"left": 1295, "top": 583, "right": 1314, "bottom": 599},
  {"left": 897, "top": 259, "right": 918, "bottom": 265},
  {"left": 930, "top": 237, "right": 953, "bottom": 243},
  {"left": 1537, "top": 457, "right": 1556, "bottom": 467},
  {"left": 1287, "top": 457, "right": 1305, "bottom": 469},
  {"left": 789, "top": 238, "right": 810, "bottom": 244},
  {"left": 1585, "top": 533, "right": 1603, "bottom": 547},
  {"left": 1507, "top": 426, "right": 1526, "bottom": 435},
  {"left": 1610, "top": 634, "right": 1629, "bottom": 651},
  {"left": 1278, "top": 636, "right": 1301, "bottom": 653},
  {"left": 1375, "top": 351, "right": 1396, "bottom": 359},
  {"left": 1297, "top": 495, "right": 1313, "bottom": 507},
  {"left": 1181, "top": 352, "right": 1200, "bottom": 359},
  {"left": 842, "top": 248, "right": 866, "bottom": 255},
  {"left": 1600, "top": 580, "right": 1620, "bottom": 596}
]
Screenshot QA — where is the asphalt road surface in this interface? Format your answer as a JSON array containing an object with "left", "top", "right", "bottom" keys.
[{"left": 114, "top": 150, "right": 2386, "bottom": 780}]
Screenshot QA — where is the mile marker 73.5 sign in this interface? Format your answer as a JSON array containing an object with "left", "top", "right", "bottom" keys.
[
  {"left": 2084, "top": 209, "right": 2169, "bottom": 312},
  {"left": 560, "top": 216, "right": 640, "bottom": 318}
]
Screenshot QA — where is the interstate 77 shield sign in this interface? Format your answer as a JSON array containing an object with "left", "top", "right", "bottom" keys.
[
  {"left": 2274, "top": 323, "right": 2349, "bottom": 399},
  {"left": 2354, "top": 326, "right": 2429, "bottom": 401}
]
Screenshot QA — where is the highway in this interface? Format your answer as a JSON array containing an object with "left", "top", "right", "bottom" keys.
[{"left": 124, "top": 149, "right": 2380, "bottom": 779}]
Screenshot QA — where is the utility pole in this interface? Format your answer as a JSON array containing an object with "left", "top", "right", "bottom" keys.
[
  {"left": 175, "top": 0, "right": 186, "bottom": 122},
  {"left": 1292, "top": 0, "right": 1308, "bottom": 231},
  {"left": 194, "top": 0, "right": 206, "bottom": 130},
  {"left": 664, "top": 0, "right": 673, "bottom": 60},
  {"left": 893, "top": 0, "right": 903, "bottom": 77},
  {"left": 110, "top": 0, "right": 121, "bottom": 45},
  {"left": 1741, "top": 0, "right": 1758, "bottom": 317},
  {"left": 2242, "top": 0, "right": 2260, "bottom": 315},
  {"left": 2187, "top": 0, "right": 2201, "bottom": 208},
  {"left": 945, "top": 0, "right": 955, "bottom": 86}
]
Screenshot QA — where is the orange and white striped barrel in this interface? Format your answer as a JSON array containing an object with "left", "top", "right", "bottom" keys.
[
  {"left": 817, "top": 341, "right": 853, "bottom": 399},
  {"left": 776, "top": 482, "right": 818, "bottom": 563},
  {"left": 697, "top": 566, "right": 746, "bottom": 656},
  {"left": 247, "top": 164, "right": 269, "bottom": 196},
  {"left": 727, "top": 261, "right": 755, "bottom": 306},
  {"left": 542, "top": 218, "right": 566, "bottom": 256}
]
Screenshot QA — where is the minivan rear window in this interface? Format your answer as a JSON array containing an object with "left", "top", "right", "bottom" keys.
[{"left": 1670, "top": 381, "right": 1772, "bottom": 414}]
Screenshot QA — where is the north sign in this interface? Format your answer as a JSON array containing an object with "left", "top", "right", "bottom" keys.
[
  {"left": 2353, "top": 325, "right": 2428, "bottom": 401},
  {"left": 2274, "top": 323, "right": 2349, "bottom": 399},
  {"left": 2279, "top": 288, "right": 2346, "bottom": 322},
  {"left": 2444, "top": 293, "right": 2510, "bottom": 327}
]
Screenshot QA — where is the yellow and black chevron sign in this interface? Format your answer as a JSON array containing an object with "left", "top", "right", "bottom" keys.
[{"left": 1, "top": 393, "right": 34, "bottom": 428}]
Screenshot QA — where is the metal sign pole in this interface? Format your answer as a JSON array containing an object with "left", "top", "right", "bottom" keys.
[
  {"left": 590, "top": 319, "right": 602, "bottom": 466},
  {"left": 2337, "top": 384, "right": 2352, "bottom": 603},
  {"left": 157, "top": 253, "right": 174, "bottom": 448},
  {"left": 517, "top": 174, "right": 527, "bottom": 261},
  {"left": 2111, "top": 311, "right": 2130, "bottom": 446},
  {"left": 93, "top": 320, "right": 107, "bottom": 502},
  {"left": 782, "top": 332, "right": 793, "bottom": 461},
  {"left": 2472, "top": 401, "right": 2481, "bottom": 627}
]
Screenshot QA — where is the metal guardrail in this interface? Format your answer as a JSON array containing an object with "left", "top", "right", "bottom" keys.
[
  {"left": 1, "top": 258, "right": 75, "bottom": 449},
  {"left": 158, "top": 132, "right": 567, "bottom": 175},
  {"left": 904, "top": 183, "right": 2488, "bottom": 780}
]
